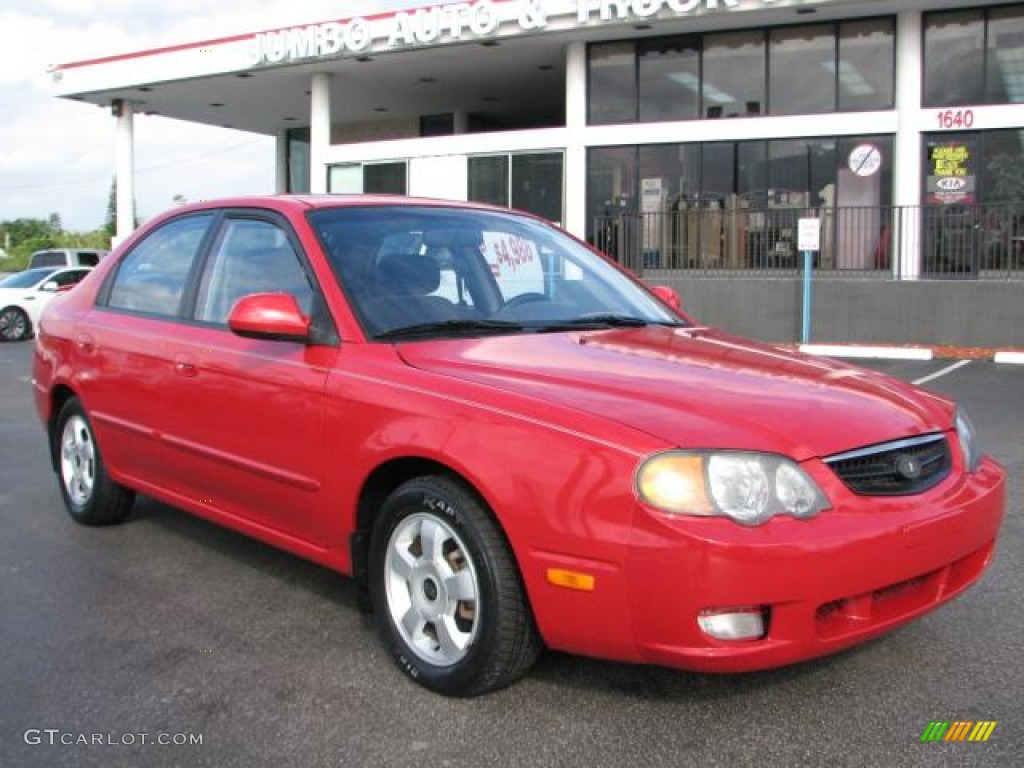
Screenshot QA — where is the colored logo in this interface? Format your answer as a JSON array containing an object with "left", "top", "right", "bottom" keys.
[{"left": 921, "top": 721, "right": 997, "bottom": 742}]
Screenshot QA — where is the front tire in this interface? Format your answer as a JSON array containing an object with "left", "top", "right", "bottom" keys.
[
  {"left": 54, "top": 398, "right": 135, "bottom": 526},
  {"left": 0, "top": 307, "right": 30, "bottom": 342},
  {"left": 368, "top": 476, "right": 541, "bottom": 696}
]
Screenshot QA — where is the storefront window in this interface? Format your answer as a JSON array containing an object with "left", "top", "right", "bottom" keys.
[
  {"left": 363, "top": 162, "right": 407, "bottom": 195},
  {"left": 769, "top": 25, "right": 836, "bottom": 116},
  {"left": 768, "top": 139, "right": 837, "bottom": 208},
  {"left": 328, "top": 162, "right": 407, "bottom": 194},
  {"left": 923, "top": 10, "right": 987, "bottom": 107},
  {"left": 987, "top": 6, "right": 1024, "bottom": 103},
  {"left": 702, "top": 31, "right": 766, "bottom": 119},
  {"left": 984, "top": 129, "right": 1024, "bottom": 202},
  {"left": 587, "top": 146, "right": 637, "bottom": 257},
  {"left": 587, "top": 136, "right": 893, "bottom": 270},
  {"left": 737, "top": 142, "right": 768, "bottom": 208},
  {"left": 588, "top": 19, "right": 895, "bottom": 124},
  {"left": 511, "top": 153, "right": 563, "bottom": 223},
  {"left": 468, "top": 156, "right": 509, "bottom": 207},
  {"left": 588, "top": 42, "right": 636, "bottom": 124},
  {"left": 638, "top": 36, "right": 700, "bottom": 122},
  {"left": 837, "top": 18, "right": 895, "bottom": 111},
  {"left": 468, "top": 153, "right": 564, "bottom": 223},
  {"left": 286, "top": 128, "right": 310, "bottom": 194}
]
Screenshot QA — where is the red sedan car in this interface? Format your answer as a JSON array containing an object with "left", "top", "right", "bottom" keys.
[{"left": 33, "top": 196, "right": 1005, "bottom": 696}]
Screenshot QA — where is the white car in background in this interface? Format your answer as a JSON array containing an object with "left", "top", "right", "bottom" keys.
[{"left": 0, "top": 267, "right": 92, "bottom": 342}]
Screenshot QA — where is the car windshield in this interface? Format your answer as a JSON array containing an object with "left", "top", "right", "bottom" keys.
[
  {"left": 309, "top": 205, "right": 684, "bottom": 340},
  {"left": 0, "top": 268, "right": 57, "bottom": 289}
]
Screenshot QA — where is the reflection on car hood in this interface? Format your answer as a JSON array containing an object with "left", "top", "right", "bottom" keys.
[{"left": 395, "top": 326, "right": 953, "bottom": 460}]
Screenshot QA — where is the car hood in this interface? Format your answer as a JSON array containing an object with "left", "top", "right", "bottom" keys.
[{"left": 395, "top": 326, "right": 953, "bottom": 460}]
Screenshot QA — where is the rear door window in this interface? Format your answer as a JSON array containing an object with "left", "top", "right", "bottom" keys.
[{"left": 105, "top": 214, "right": 214, "bottom": 317}]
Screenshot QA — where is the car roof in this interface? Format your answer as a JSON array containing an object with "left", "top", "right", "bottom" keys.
[{"left": 167, "top": 194, "right": 516, "bottom": 217}]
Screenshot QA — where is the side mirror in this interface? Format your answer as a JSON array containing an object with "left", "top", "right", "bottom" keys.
[
  {"left": 652, "top": 285, "right": 682, "bottom": 312},
  {"left": 41, "top": 281, "right": 59, "bottom": 292},
  {"left": 228, "top": 293, "right": 311, "bottom": 342}
]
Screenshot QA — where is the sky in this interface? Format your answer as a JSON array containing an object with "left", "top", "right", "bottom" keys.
[{"left": 0, "top": 0, "right": 421, "bottom": 232}]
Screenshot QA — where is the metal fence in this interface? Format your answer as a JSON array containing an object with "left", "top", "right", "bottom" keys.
[{"left": 591, "top": 203, "right": 1024, "bottom": 280}]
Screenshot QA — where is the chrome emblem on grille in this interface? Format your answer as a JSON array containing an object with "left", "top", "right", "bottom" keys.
[{"left": 894, "top": 453, "right": 922, "bottom": 480}]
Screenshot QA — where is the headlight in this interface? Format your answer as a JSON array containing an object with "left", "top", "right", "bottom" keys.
[
  {"left": 955, "top": 408, "right": 982, "bottom": 473},
  {"left": 635, "top": 451, "right": 830, "bottom": 526}
]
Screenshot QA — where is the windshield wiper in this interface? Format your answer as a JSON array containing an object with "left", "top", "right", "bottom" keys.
[
  {"left": 530, "top": 314, "right": 656, "bottom": 331},
  {"left": 374, "top": 319, "right": 527, "bottom": 340}
]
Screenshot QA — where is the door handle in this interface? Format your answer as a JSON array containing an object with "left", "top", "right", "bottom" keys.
[{"left": 173, "top": 354, "right": 198, "bottom": 378}]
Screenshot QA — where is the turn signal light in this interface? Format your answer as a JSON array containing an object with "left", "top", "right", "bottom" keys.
[{"left": 546, "top": 568, "right": 596, "bottom": 592}]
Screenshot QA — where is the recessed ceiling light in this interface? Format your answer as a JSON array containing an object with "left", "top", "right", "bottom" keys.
[
  {"left": 420, "top": 77, "right": 437, "bottom": 83},
  {"left": 634, "top": 24, "right": 653, "bottom": 30},
  {"left": 480, "top": 40, "right": 499, "bottom": 47},
  {"left": 482, "top": 96, "right": 498, "bottom": 102},
  {"left": 356, "top": 55, "right": 373, "bottom": 62},
  {"left": 538, "top": 64, "right": 554, "bottom": 71},
  {"left": 137, "top": 86, "right": 153, "bottom": 92},
  {"left": 796, "top": 7, "right": 816, "bottom": 13},
  {"left": 283, "top": 117, "right": 297, "bottom": 121},
  {"left": 209, "top": 102, "right": 224, "bottom": 107},
  {"left": 236, "top": 72, "right": 253, "bottom": 78},
  {"left": 373, "top": 107, "right": 389, "bottom": 112}
]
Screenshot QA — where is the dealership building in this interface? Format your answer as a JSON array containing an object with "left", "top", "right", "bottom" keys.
[{"left": 51, "top": 0, "right": 1024, "bottom": 345}]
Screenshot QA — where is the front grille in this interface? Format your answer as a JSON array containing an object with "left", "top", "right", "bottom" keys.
[{"left": 824, "top": 433, "right": 951, "bottom": 496}]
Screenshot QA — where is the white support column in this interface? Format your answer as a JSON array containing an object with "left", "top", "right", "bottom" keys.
[
  {"left": 114, "top": 99, "right": 136, "bottom": 242},
  {"left": 563, "top": 41, "right": 587, "bottom": 238},
  {"left": 274, "top": 130, "right": 289, "bottom": 194},
  {"left": 310, "top": 73, "right": 331, "bottom": 194},
  {"left": 894, "top": 10, "right": 923, "bottom": 279}
]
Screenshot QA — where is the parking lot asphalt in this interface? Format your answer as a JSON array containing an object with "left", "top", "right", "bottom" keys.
[{"left": 0, "top": 340, "right": 1020, "bottom": 768}]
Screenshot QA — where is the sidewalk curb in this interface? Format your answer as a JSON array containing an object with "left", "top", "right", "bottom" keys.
[
  {"left": 796, "top": 344, "right": 1024, "bottom": 364},
  {"left": 798, "top": 344, "right": 933, "bottom": 361},
  {"left": 994, "top": 351, "right": 1024, "bottom": 365}
]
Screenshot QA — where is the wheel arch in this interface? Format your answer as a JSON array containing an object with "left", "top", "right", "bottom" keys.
[
  {"left": 46, "top": 384, "right": 79, "bottom": 472},
  {"left": 349, "top": 455, "right": 518, "bottom": 614}
]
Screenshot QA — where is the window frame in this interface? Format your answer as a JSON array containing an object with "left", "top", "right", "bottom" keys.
[{"left": 97, "top": 209, "right": 337, "bottom": 345}]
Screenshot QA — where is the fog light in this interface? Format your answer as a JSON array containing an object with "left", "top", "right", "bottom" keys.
[{"left": 697, "top": 607, "right": 766, "bottom": 641}]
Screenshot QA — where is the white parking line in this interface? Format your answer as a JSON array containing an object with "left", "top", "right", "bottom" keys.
[
  {"left": 913, "top": 359, "right": 972, "bottom": 386},
  {"left": 994, "top": 351, "right": 1024, "bottom": 365}
]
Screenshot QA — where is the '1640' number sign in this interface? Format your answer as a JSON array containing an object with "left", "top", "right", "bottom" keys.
[{"left": 936, "top": 109, "right": 975, "bottom": 130}]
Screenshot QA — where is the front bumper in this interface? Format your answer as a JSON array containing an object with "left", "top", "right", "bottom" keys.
[{"left": 625, "top": 457, "right": 1005, "bottom": 673}]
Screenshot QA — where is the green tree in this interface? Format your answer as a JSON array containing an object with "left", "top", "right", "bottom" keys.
[
  {"left": 104, "top": 178, "right": 117, "bottom": 237},
  {"left": 1, "top": 216, "right": 109, "bottom": 271}
]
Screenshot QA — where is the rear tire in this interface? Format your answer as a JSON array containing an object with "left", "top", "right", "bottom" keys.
[
  {"left": 54, "top": 398, "right": 135, "bottom": 526},
  {"left": 368, "top": 475, "right": 541, "bottom": 696},
  {"left": 0, "top": 307, "right": 30, "bottom": 342}
]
